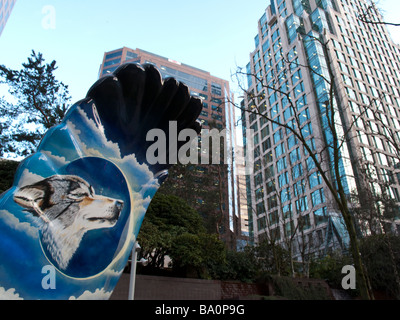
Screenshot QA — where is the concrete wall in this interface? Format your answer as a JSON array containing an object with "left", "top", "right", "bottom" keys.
[{"left": 110, "top": 274, "right": 263, "bottom": 300}]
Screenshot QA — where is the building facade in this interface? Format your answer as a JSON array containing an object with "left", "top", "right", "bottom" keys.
[
  {"left": 242, "top": 0, "right": 400, "bottom": 260},
  {"left": 0, "top": 0, "right": 16, "bottom": 36},
  {"left": 99, "top": 47, "right": 246, "bottom": 249}
]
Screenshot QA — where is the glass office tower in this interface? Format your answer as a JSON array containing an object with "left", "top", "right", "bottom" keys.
[
  {"left": 99, "top": 47, "right": 247, "bottom": 249},
  {"left": 242, "top": 0, "right": 400, "bottom": 260}
]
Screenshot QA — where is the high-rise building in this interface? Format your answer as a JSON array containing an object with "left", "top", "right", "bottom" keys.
[
  {"left": 0, "top": 0, "right": 16, "bottom": 36},
  {"left": 99, "top": 47, "right": 246, "bottom": 249},
  {"left": 242, "top": 0, "right": 400, "bottom": 259}
]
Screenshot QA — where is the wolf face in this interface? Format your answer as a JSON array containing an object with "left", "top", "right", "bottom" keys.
[{"left": 14, "top": 175, "right": 124, "bottom": 270}]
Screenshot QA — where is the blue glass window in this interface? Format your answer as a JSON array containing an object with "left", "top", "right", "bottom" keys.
[
  {"left": 268, "top": 196, "right": 278, "bottom": 211},
  {"left": 287, "top": 134, "right": 298, "bottom": 150},
  {"left": 272, "top": 29, "right": 280, "bottom": 42},
  {"left": 296, "top": 196, "right": 308, "bottom": 213},
  {"left": 279, "top": 172, "right": 289, "bottom": 188},
  {"left": 256, "top": 187, "right": 264, "bottom": 201},
  {"left": 309, "top": 171, "right": 322, "bottom": 189},
  {"left": 254, "top": 172, "right": 263, "bottom": 186},
  {"left": 304, "top": 137, "right": 316, "bottom": 153},
  {"left": 311, "top": 188, "right": 325, "bottom": 206},
  {"left": 272, "top": 116, "right": 281, "bottom": 131},
  {"left": 314, "top": 207, "right": 328, "bottom": 225},
  {"left": 256, "top": 202, "right": 265, "bottom": 215},
  {"left": 262, "top": 39, "right": 271, "bottom": 53},
  {"left": 103, "top": 58, "right": 121, "bottom": 67},
  {"left": 277, "top": 156, "right": 287, "bottom": 173},
  {"left": 294, "top": 179, "right": 306, "bottom": 196},
  {"left": 271, "top": 103, "right": 280, "bottom": 118},
  {"left": 105, "top": 50, "right": 122, "bottom": 60},
  {"left": 296, "top": 94, "right": 307, "bottom": 110},
  {"left": 283, "top": 203, "right": 292, "bottom": 219},
  {"left": 292, "top": 163, "right": 303, "bottom": 180},
  {"left": 294, "top": 81, "right": 305, "bottom": 98},
  {"left": 301, "top": 122, "right": 313, "bottom": 138},
  {"left": 274, "top": 129, "right": 283, "bottom": 144},
  {"left": 125, "top": 51, "right": 138, "bottom": 60},
  {"left": 290, "top": 147, "right": 301, "bottom": 164},
  {"left": 281, "top": 187, "right": 291, "bottom": 203},
  {"left": 275, "top": 142, "right": 286, "bottom": 158},
  {"left": 257, "top": 217, "right": 267, "bottom": 231},
  {"left": 284, "top": 106, "right": 293, "bottom": 121},
  {"left": 269, "top": 93, "right": 278, "bottom": 106},
  {"left": 291, "top": 69, "right": 302, "bottom": 85},
  {"left": 266, "top": 69, "right": 275, "bottom": 83},
  {"left": 299, "top": 108, "right": 310, "bottom": 125}
]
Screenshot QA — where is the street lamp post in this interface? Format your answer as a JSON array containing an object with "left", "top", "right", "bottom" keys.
[{"left": 128, "top": 241, "right": 141, "bottom": 300}]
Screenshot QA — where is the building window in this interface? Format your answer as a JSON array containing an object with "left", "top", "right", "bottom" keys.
[
  {"left": 301, "top": 122, "right": 313, "bottom": 138},
  {"left": 265, "top": 165, "right": 275, "bottom": 178},
  {"left": 274, "top": 129, "right": 284, "bottom": 144},
  {"left": 283, "top": 203, "right": 293, "bottom": 219},
  {"left": 298, "top": 214, "right": 311, "bottom": 231},
  {"left": 293, "top": 179, "right": 306, "bottom": 196},
  {"left": 309, "top": 171, "right": 322, "bottom": 189},
  {"left": 277, "top": 156, "right": 287, "bottom": 173},
  {"left": 290, "top": 147, "right": 301, "bottom": 164},
  {"left": 256, "top": 187, "right": 264, "bottom": 201},
  {"left": 103, "top": 58, "right": 121, "bottom": 67},
  {"left": 257, "top": 216, "right": 267, "bottom": 231},
  {"left": 280, "top": 187, "right": 291, "bottom": 203},
  {"left": 105, "top": 50, "right": 122, "bottom": 60},
  {"left": 314, "top": 207, "right": 328, "bottom": 225},
  {"left": 269, "top": 210, "right": 279, "bottom": 225},
  {"left": 311, "top": 188, "right": 325, "bottom": 206},
  {"left": 254, "top": 172, "right": 263, "bottom": 186},
  {"left": 275, "top": 142, "right": 286, "bottom": 158},
  {"left": 262, "top": 138, "right": 272, "bottom": 152},
  {"left": 279, "top": 172, "right": 290, "bottom": 188},
  {"left": 256, "top": 202, "right": 266, "bottom": 216},
  {"left": 292, "top": 163, "right": 303, "bottom": 180},
  {"left": 296, "top": 196, "right": 308, "bottom": 213}
]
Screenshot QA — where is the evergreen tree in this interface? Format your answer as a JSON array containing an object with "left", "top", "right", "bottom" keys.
[{"left": 0, "top": 50, "right": 70, "bottom": 158}]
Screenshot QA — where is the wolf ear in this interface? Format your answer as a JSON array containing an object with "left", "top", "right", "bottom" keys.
[{"left": 14, "top": 185, "right": 46, "bottom": 211}]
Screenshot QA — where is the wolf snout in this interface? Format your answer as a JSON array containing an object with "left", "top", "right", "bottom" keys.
[{"left": 115, "top": 200, "right": 123, "bottom": 212}]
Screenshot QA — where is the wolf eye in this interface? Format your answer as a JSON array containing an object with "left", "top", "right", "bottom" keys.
[{"left": 68, "top": 192, "right": 88, "bottom": 200}]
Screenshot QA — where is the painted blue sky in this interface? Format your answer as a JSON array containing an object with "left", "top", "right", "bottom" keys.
[{"left": 0, "top": 100, "right": 160, "bottom": 299}]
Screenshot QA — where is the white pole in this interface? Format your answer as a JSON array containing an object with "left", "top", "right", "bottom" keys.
[{"left": 128, "top": 242, "right": 140, "bottom": 300}]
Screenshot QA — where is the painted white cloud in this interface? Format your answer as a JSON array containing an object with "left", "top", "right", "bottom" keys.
[
  {"left": 69, "top": 288, "right": 112, "bottom": 300},
  {"left": 104, "top": 268, "right": 124, "bottom": 278},
  {"left": 69, "top": 105, "right": 156, "bottom": 191},
  {"left": 0, "top": 287, "right": 24, "bottom": 300},
  {"left": 113, "top": 154, "right": 155, "bottom": 192},
  {"left": 41, "top": 150, "right": 69, "bottom": 167},
  {"left": 0, "top": 210, "right": 39, "bottom": 239},
  {"left": 17, "top": 169, "right": 44, "bottom": 188},
  {"left": 68, "top": 106, "right": 122, "bottom": 159}
]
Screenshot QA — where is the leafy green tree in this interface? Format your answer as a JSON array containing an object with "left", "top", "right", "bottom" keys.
[
  {"left": 360, "top": 235, "right": 400, "bottom": 299},
  {"left": 256, "top": 238, "right": 291, "bottom": 277},
  {"left": 169, "top": 233, "right": 226, "bottom": 279},
  {"left": 309, "top": 251, "right": 354, "bottom": 290},
  {"left": 0, "top": 159, "right": 19, "bottom": 193},
  {"left": 137, "top": 193, "right": 226, "bottom": 278},
  {"left": 217, "top": 246, "right": 260, "bottom": 282},
  {"left": 0, "top": 50, "right": 70, "bottom": 158}
]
